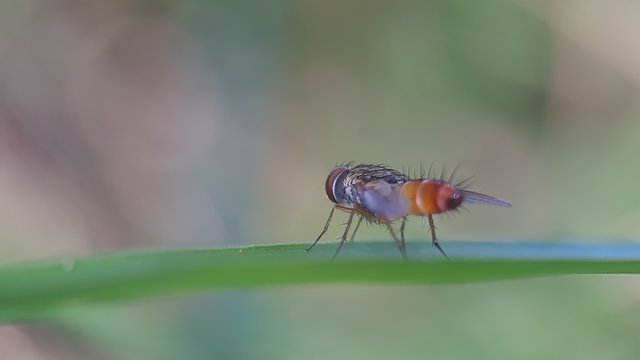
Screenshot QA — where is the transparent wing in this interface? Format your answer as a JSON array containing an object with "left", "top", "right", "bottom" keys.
[
  {"left": 359, "top": 180, "right": 409, "bottom": 222},
  {"left": 461, "top": 190, "right": 511, "bottom": 207}
]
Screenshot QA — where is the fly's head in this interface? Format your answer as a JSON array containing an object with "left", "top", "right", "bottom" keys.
[{"left": 324, "top": 166, "right": 350, "bottom": 205}]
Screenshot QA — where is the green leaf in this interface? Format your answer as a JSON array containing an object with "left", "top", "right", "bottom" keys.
[{"left": 2, "top": 241, "right": 640, "bottom": 323}]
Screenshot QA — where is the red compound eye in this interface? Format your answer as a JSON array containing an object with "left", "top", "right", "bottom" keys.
[{"left": 325, "top": 167, "right": 348, "bottom": 203}]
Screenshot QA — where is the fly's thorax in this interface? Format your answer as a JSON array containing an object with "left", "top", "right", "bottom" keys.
[{"left": 324, "top": 164, "right": 411, "bottom": 216}]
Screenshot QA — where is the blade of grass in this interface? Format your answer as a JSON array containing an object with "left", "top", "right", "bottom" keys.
[{"left": 2, "top": 241, "right": 640, "bottom": 323}]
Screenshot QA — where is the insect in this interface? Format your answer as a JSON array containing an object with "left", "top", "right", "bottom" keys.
[{"left": 306, "top": 163, "right": 511, "bottom": 260}]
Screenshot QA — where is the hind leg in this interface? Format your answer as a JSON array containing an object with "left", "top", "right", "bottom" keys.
[{"left": 427, "top": 214, "right": 449, "bottom": 259}]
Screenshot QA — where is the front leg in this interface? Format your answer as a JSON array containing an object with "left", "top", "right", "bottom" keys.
[
  {"left": 331, "top": 209, "right": 357, "bottom": 261},
  {"left": 349, "top": 216, "right": 364, "bottom": 242},
  {"left": 306, "top": 206, "right": 338, "bottom": 251}
]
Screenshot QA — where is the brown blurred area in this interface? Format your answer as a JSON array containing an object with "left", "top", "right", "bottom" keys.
[
  {"left": 0, "top": 3, "right": 220, "bottom": 358},
  {"left": 0, "top": 1, "right": 221, "bottom": 259},
  {"left": 3, "top": 0, "right": 640, "bottom": 262}
]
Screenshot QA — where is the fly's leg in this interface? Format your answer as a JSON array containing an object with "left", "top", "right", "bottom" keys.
[
  {"left": 428, "top": 214, "right": 449, "bottom": 259},
  {"left": 306, "top": 206, "right": 336, "bottom": 251},
  {"left": 386, "top": 223, "right": 408, "bottom": 259},
  {"left": 349, "top": 216, "right": 364, "bottom": 243},
  {"left": 332, "top": 209, "right": 356, "bottom": 261},
  {"left": 399, "top": 217, "right": 407, "bottom": 251}
]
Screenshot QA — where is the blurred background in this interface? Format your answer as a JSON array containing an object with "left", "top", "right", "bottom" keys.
[{"left": 1, "top": 0, "right": 640, "bottom": 359}]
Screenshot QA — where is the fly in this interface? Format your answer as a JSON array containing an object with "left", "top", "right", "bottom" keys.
[{"left": 306, "top": 163, "right": 511, "bottom": 260}]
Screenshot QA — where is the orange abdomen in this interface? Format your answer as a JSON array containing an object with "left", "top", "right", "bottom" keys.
[{"left": 401, "top": 180, "right": 460, "bottom": 216}]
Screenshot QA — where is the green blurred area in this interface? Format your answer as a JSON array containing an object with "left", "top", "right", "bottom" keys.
[{"left": 1, "top": 0, "right": 640, "bottom": 359}]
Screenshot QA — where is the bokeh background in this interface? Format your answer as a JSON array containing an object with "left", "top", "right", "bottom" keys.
[{"left": 1, "top": 0, "right": 640, "bottom": 359}]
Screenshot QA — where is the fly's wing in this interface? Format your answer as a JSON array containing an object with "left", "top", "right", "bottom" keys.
[
  {"left": 461, "top": 190, "right": 511, "bottom": 207},
  {"left": 359, "top": 180, "right": 409, "bottom": 222}
]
